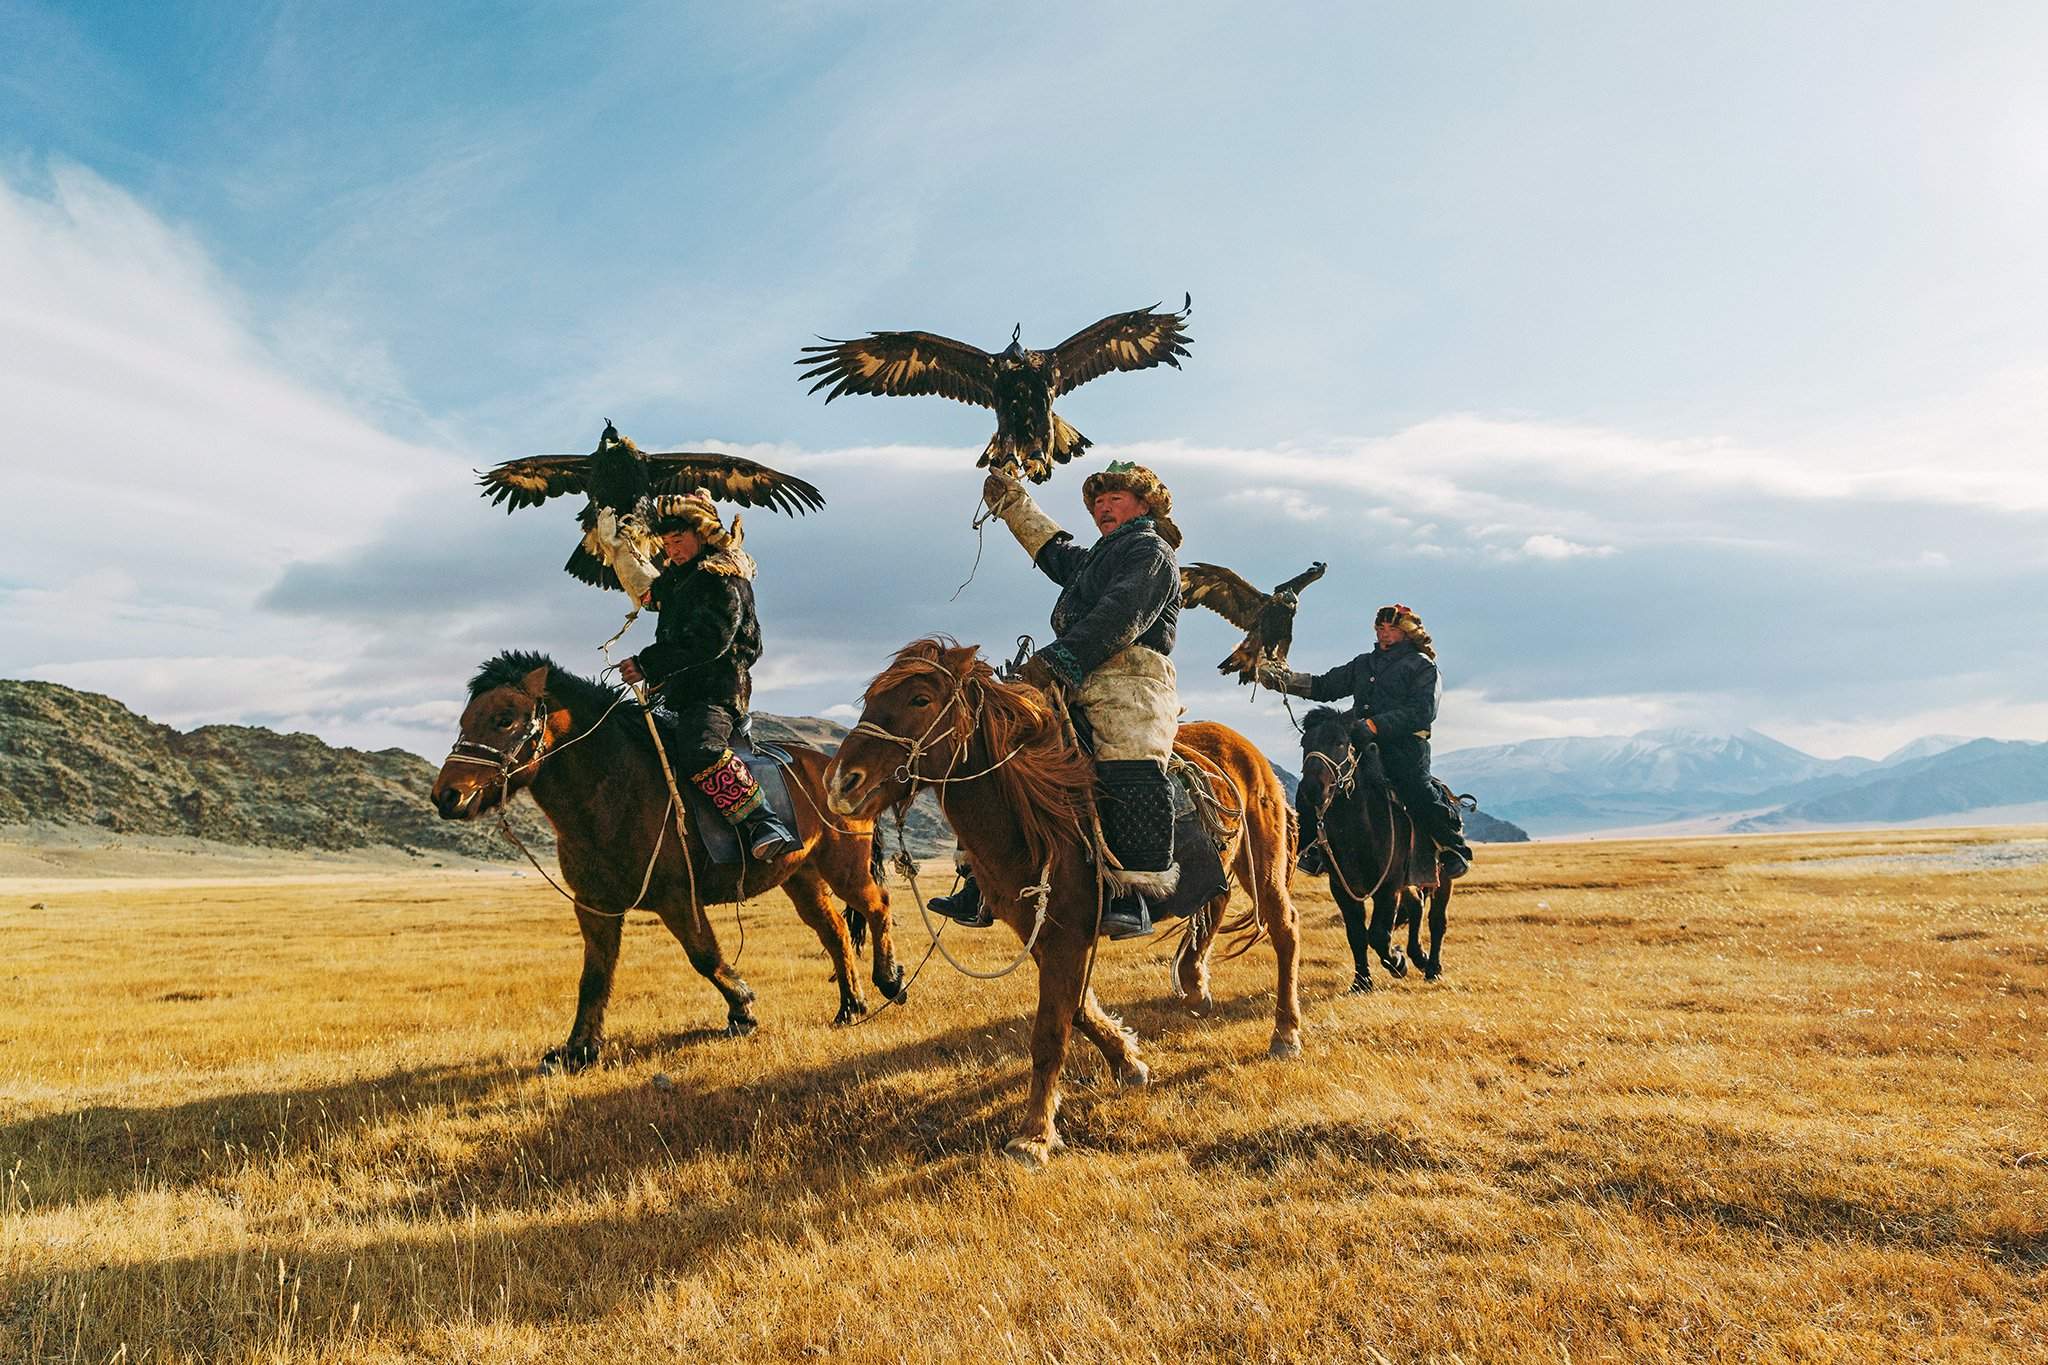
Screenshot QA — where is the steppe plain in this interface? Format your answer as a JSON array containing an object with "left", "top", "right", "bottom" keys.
[{"left": 3, "top": 828, "right": 2044, "bottom": 1362}]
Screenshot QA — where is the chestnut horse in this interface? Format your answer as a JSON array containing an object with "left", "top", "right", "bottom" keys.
[
  {"left": 825, "top": 638, "right": 1301, "bottom": 1166},
  {"left": 431, "top": 651, "right": 904, "bottom": 1070},
  {"left": 1298, "top": 705, "right": 1454, "bottom": 991}
]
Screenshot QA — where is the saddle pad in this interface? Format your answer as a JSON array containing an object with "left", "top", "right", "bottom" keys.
[
  {"left": 1147, "top": 808, "right": 1232, "bottom": 923},
  {"left": 673, "top": 740, "right": 802, "bottom": 866}
]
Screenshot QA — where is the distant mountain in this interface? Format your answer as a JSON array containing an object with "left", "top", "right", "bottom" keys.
[
  {"left": 1266, "top": 762, "right": 1528, "bottom": 843},
  {"left": 0, "top": 679, "right": 552, "bottom": 859},
  {"left": 1731, "top": 739, "right": 2048, "bottom": 831},
  {"left": 1436, "top": 726, "right": 2035, "bottom": 836}
]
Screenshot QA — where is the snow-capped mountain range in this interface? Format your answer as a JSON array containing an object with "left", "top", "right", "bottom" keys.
[{"left": 1433, "top": 729, "right": 2042, "bottom": 836}]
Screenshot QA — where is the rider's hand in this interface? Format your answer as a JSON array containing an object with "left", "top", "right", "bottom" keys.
[
  {"left": 619, "top": 656, "right": 645, "bottom": 686},
  {"left": 982, "top": 469, "right": 1022, "bottom": 513},
  {"left": 1255, "top": 660, "right": 1294, "bottom": 692}
]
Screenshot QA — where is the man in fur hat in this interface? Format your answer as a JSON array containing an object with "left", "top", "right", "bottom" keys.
[
  {"left": 619, "top": 491, "right": 799, "bottom": 860},
  {"left": 927, "top": 460, "right": 1183, "bottom": 939},
  {"left": 1260, "top": 604, "right": 1472, "bottom": 880}
]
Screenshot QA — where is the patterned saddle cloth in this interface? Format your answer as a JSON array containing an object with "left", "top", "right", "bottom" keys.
[{"left": 649, "top": 719, "right": 804, "bottom": 866}]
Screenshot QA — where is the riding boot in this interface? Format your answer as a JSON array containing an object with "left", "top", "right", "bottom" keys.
[
  {"left": 1094, "top": 759, "right": 1176, "bottom": 941},
  {"left": 1295, "top": 788, "right": 1330, "bottom": 876},
  {"left": 927, "top": 869, "right": 993, "bottom": 928},
  {"left": 691, "top": 749, "right": 797, "bottom": 860},
  {"left": 1419, "top": 787, "right": 1473, "bottom": 880}
]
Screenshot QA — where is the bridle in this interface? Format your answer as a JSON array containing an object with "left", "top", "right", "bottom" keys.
[
  {"left": 1300, "top": 723, "right": 1400, "bottom": 905},
  {"left": 441, "top": 686, "right": 636, "bottom": 800},
  {"left": 847, "top": 667, "right": 1030, "bottom": 789}
]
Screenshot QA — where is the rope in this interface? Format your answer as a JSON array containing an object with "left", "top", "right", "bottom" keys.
[{"left": 893, "top": 810, "right": 1054, "bottom": 980}]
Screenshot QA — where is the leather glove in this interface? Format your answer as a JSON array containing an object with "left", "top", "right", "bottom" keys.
[
  {"left": 982, "top": 469, "right": 1024, "bottom": 514},
  {"left": 1015, "top": 652, "right": 1061, "bottom": 694},
  {"left": 1255, "top": 660, "right": 1299, "bottom": 694}
]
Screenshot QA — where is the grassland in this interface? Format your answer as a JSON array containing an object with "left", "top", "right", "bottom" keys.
[{"left": 2, "top": 827, "right": 2044, "bottom": 1362}]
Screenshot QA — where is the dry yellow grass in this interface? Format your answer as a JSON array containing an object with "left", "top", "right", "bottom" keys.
[{"left": 3, "top": 827, "right": 2044, "bottom": 1362}]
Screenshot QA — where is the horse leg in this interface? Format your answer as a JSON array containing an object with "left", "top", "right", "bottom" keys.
[
  {"left": 1424, "top": 883, "right": 1451, "bottom": 981},
  {"left": 1073, "top": 988, "right": 1148, "bottom": 1086},
  {"left": 1371, "top": 886, "right": 1408, "bottom": 978},
  {"left": 1403, "top": 888, "right": 1426, "bottom": 969},
  {"left": 542, "top": 906, "right": 624, "bottom": 1074},
  {"left": 1254, "top": 833, "right": 1304, "bottom": 1058},
  {"left": 654, "top": 898, "right": 758, "bottom": 1037},
  {"left": 778, "top": 864, "right": 865, "bottom": 1025},
  {"left": 1006, "top": 932, "right": 1088, "bottom": 1168},
  {"left": 817, "top": 829, "right": 906, "bottom": 1004},
  {"left": 1335, "top": 881, "right": 1377, "bottom": 994},
  {"left": 1173, "top": 894, "right": 1226, "bottom": 1015}
]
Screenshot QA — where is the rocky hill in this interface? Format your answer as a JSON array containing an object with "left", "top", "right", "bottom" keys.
[{"left": 0, "top": 679, "right": 554, "bottom": 859}]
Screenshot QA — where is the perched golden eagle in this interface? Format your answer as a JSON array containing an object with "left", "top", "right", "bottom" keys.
[
  {"left": 796, "top": 296, "right": 1193, "bottom": 482},
  {"left": 478, "top": 422, "right": 824, "bottom": 590},
  {"left": 1180, "top": 560, "right": 1328, "bottom": 683}
]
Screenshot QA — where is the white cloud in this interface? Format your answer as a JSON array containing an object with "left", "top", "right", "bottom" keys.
[{"left": 1512, "top": 533, "right": 1619, "bottom": 561}]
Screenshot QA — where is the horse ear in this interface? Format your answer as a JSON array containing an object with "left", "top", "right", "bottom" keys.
[{"left": 519, "top": 665, "right": 551, "bottom": 700}]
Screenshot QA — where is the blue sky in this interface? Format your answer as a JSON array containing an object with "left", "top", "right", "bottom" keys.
[{"left": 4, "top": 2, "right": 2047, "bottom": 763}]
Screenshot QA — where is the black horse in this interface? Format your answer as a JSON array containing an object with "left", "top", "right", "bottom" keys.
[{"left": 1297, "top": 707, "right": 1455, "bottom": 991}]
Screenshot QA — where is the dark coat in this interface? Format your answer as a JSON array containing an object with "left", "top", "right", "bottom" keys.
[
  {"left": 1292, "top": 641, "right": 1440, "bottom": 738},
  {"left": 1031, "top": 516, "right": 1179, "bottom": 686},
  {"left": 631, "top": 550, "right": 760, "bottom": 713}
]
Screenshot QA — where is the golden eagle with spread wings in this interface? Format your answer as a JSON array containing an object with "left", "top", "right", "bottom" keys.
[
  {"left": 1181, "top": 561, "right": 1329, "bottom": 683},
  {"left": 796, "top": 295, "right": 1193, "bottom": 482},
  {"left": 478, "top": 422, "right": 824, "bottom": 590}
]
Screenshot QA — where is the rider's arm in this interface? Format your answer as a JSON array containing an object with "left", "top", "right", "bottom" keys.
[
  {"left": 1265, "top": 654, "right": 1361, "bottom": 702},
  {"left": 985, "top": 475, "right": 1087, "bottom": 585},
  {"left": 1037, "top": 537, "right": 1176, "bottom": 687}
]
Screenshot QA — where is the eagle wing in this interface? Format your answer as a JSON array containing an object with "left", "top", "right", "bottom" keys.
[
  {"left": 1049, "top": 294, "right": 1193, "bottom": 397},
  {"left": 478, "top": 455, "right": 589, "bottom": 512},
  {"left": 641, "top": 452, "right": 826, "bottom": 516},
  {"left": 796, "top": 331, "right": 999, "bottom": 408},
  {"left": 1179, "top": 562, "right": 1270, "bottom": 631}
]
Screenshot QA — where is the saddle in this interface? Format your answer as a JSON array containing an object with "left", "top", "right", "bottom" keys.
[{"left": 650, "top": 716, "right": 807, "bottom": 866}]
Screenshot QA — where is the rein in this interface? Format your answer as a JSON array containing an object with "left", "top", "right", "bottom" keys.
[{"left": 1302, "top": 743, "right": 1400, "bottom": 906}]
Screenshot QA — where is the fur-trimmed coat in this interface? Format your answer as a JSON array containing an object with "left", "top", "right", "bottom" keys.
[{"left": 632, "top": 547, "right": 760, "bottom": 712}]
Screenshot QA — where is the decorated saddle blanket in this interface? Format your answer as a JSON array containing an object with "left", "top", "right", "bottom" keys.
[
  {"left": 649, "top": 720, "right": 806, "bottom": 866},
  {"left": 1146, "top": 750, "right": 1233, "bottom": 923}
]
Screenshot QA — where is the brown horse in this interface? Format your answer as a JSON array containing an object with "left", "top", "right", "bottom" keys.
[
  {"left": 825, "top": 638, "right": 1301, "bottom": 1166},
  {"left": 431, "top": 651, "right": 904, "bottom": 1070}
]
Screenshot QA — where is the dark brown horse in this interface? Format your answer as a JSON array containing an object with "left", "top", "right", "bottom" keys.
[
  {"left": 1298, "top": 706, "right": 1454, "bottom": 991},
  {"left": 431, "top": 651, "right": 903, "bottom": 1070},
  {"left": 825, "top": 639, "right": 1301, "bottom": 1166}
]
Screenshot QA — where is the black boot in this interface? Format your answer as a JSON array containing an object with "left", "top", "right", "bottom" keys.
[
  {"left": 1099, "top": 890, "right": 1153, "bottom": 941},
  {"left": 736, "top": 807, "right": 799, "bottom": 860},
  {"left": 927, "top": 870, "right": 992, "bottom": 927}
]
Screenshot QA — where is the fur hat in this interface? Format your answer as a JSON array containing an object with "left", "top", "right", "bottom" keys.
[
  {"left": 1080, "top": 461, "right": 1182, "bottom": 549},
  {"left": 1375, "top": 603, "right": 1435, "bottom": 658},
  {"left": 647, "top": 489, "right": 733, "bottom": 547}
]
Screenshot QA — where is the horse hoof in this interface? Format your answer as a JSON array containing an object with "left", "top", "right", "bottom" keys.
[
  {"left": 1423, "top": 966, "right": 1442, "bottom": 983},
  {"left": 538, "top": 1040, "right": 599, "bottom": 1075},
  {"left": 1268, "top": 1034, "right": 1302, "bottom": 1060},
  {"left": 880, "top": 970, "right": 910, "bottom": 1004},
  {"left": 1346, "top": 975, "right": 1374, "bottom": 996},
  {"left": 1119, "top": 1060, "right": 1152, "bottom": 1088},
  {"left": 1002, "top": 1136, "right": 1057, "bottom": 1169},
  {"left": 1386, "top": 951, "right": 1409, "bottom": 979},
  {"left": 723, "top": 1016, "right": 759, "bottom": 1039},
  {"left": 833, "top": 998, "right": 869, "bottom": 1027},
  {"left": 1181, "top": 988, "right": 1215, "bottom": 1017}
]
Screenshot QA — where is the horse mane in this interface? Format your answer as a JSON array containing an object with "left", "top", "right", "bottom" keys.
[
  {"left": 468, "top": 650, "right": 629, "bottom": 738},
  {"left": 1301, "top": 705, "right": 1349, "bottom": 740},
  {"left": 866, "top": 638, "right": 1094, "bottom": 866}
]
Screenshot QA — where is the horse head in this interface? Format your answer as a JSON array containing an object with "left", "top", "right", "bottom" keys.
[
  {"left": 431, "top": 653, "right": 575, "bottom": 820},
  {"left": 1299, "top": 705, "right": 1375, "bottom": 807},
  {"left": 825, "top": 638, "right": 986, "bottom": 818}
]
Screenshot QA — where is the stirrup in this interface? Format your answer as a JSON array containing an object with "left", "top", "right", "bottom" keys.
[
  {"left": 1100, "top": 891, "right": 1152, "bottom": 941},
  {"left": 928, "top": 873, "right": 992, "bottom": 928},
  {"left": 738, "top": 809, "right": 798, "bottom": 860},
  {"left": 1438, "top": 846, "right": 1472, "bottom": 881}
]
